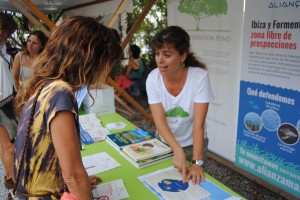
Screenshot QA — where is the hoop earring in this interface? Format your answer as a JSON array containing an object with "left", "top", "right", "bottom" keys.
[{"left": 181, "top": 61, "right": 185, "bottom": 68}]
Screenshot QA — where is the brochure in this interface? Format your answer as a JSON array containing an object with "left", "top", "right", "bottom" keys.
[
  {"left": 121, "top": 138, "right": 172, "bottom": 161},
  {"left": 79, "top": 113, "right": 110, "bottom": 144},
  {"left": 138, "top": 166, "right": 242, "bottom": 200},
  {"left": 92, "top": 179, "right": 129, "bottom": 200},
  {"left": 106, "top": 127, "right": 155, "bottom": 150}
]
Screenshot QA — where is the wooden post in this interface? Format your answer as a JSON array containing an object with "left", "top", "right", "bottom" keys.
[
  {"left": 53, "top": 11, "right": 64, "bottom": 24},
  {"left": 114, "top": 94, "right": 136, "bottom": 116},
  {"left": 106, "top": 76, "right": 154, "bottom": 124},
  {"left": 10, "top": 0, "right": 51, "bottom": 37},
  {"left": 121, "top": 0, "right": 156, "bottom": 49},
  {"left": 23, "top": 0, "right": 56, "bottom": 30},
  {"left": 106, "top": 0, "right": 154, "bottom": 124},
  {"left": 62, "top": 0, "right": 111, "bottom": 12},
  {"left": 107, "top": 0, "right": 129, "bottom": 28}
]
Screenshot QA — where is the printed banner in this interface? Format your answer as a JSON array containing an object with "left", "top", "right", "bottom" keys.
[
  {"left": 236, "top": 0, "right": 300, "bottom": 198},
  {"left": 168, "top": 0, "right": 244, "bottom": 161}
]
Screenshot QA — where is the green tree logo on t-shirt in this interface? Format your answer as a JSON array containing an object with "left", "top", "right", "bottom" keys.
[
  {"left": 165, "top": 106, "right": 189, "bottom": 119},
  {"left": 177, "top": 0, "right": 228, "bottom": 30}
]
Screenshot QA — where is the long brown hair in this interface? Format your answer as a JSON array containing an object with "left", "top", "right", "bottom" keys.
[
  {"left": 150, "top": 26, "right": 206, "bottom": 69},
  {"left": 14, "top": 16, "right": 122, "bottom": 117}
]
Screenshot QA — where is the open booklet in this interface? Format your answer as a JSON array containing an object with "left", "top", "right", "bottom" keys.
[{"left": 138, "top": 166, "right": 242, "bottom": 200}]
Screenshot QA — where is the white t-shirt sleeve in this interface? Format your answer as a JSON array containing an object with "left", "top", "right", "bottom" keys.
[
  {"left": 193, "top": 69, "right": 214, "bottom": 103},
  {"left": 146, "top": 69, "right": 162, "bottom": 104}
]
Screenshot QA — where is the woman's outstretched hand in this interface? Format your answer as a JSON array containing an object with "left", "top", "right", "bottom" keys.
[{"left": 89, "top": 175, "right": 102, "bottom": 189}]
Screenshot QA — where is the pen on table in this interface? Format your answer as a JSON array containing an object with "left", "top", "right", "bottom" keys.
[{"left": 85, "top": 165, "right": 96, "bottom": 170}]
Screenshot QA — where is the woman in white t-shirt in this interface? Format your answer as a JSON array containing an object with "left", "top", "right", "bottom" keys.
[{"left": 146, "top": 26, "right": 214, "bottom": 185}]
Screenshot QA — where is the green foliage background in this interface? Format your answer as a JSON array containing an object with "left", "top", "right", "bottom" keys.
[
  {"left": 2, "top": 1, "right": 167, "bottom": 68},
  {"left": 1, "top": 10, "right": 58, "bottom": 57},
  {"left": 127, "top": 0, "right": 167, "bottom": 71}
]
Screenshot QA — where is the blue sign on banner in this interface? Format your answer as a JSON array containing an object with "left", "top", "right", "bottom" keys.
[{"left": 236, "top": 81, "right": 300, "bottom": 197}]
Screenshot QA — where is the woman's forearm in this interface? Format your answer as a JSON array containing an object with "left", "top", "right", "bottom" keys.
[
  {"left": 192, "top": 103, "right": 208, "bottom": 160},
  {"left": 63, "top": 168, "right": 92, "bottom": 199},
  {"left": 51, "top": 111, "right": 92, "bottom": 199},
  {"left": 0, "top": 127, "right": 15, "bottom": 181},
  {"left": 192, "top": 127, "right": 205, "bottom": 160}
]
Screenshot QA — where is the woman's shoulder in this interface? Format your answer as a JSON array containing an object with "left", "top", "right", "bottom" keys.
[
  {"left": 189, "top": 66, "right": 207, "bottom": 73},
  {"left": 44, "top": 80, "right": 76, "bottom": 106},
  {"left": 146, "top": 68, "right": 160, "bottom": 84},
  {"left": 15, "top": 51, "right": 27, "bottom": 62},
  {"left": 148, "top": 67, "right": 160, "bottom": 77},
  {"left": 130, "top": 59, "right": 139, "bottom": 67},
  {"left": 187, "top": 67, "right": 209, "bottom": 84},
  {"left": 189, "top": 67, "right": 208, "bottom": 76},
  {"left": 46, "top": 80, "right": 73, "bottom": 93},
  {"left": 14, "top": 51, "right": 22, "bottom": 59}
]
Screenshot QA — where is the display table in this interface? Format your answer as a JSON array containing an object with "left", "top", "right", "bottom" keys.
[{"left": 80, "top": 112, "right": 244, "bottom": 199}]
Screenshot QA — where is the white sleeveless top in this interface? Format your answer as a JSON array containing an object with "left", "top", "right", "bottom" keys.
[{"left": 20, "top": 53, "right": 33, "bottom": 81}]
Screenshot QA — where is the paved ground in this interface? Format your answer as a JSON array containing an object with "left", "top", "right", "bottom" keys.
[{"left": 0, "top": 160, "right": 10, "bottom": 198}]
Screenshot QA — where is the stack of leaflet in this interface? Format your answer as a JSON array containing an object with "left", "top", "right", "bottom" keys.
[
  {"left": 75, "top": 86, "right": 110, "bottom": 144},
  {"left": 106, "top": 128, "right": 173, "bottom": 168},
  {"left": 79, "top": 113, "right": 110, "bottom": 144}
]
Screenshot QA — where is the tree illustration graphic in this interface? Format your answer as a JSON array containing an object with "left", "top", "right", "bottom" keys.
[
  {"left": 177, "top": 0, "right": 228, "bottom": 30},
  {"left": 165, "top": 106, "right": 189, "bottom": 121}
]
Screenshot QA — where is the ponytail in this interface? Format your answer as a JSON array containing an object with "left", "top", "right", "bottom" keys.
[{"left": 185, "top": 52, "right": 206, "bottom": 69}]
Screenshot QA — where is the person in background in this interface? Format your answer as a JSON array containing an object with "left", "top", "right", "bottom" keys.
[
  {"left": 13, "top": 16, "right": 122, "bottom": 199},
  {"left": 13, "top": 30, "right": 48, "bottom": 91},
  {"left": 0, "top": 12, "right": 18, "bottom": 189},
  {"left": 125, "top": 44, "right": 145, "bottom": 96},
  {"left": 146, "top": 26, "right": 214, "bottom": 185},
  {"left": 125, "top": 44, "right": 144, "bottom": 78}
]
